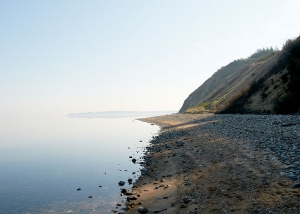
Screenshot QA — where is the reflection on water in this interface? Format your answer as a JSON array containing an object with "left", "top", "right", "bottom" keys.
[{"left": 0, "top": 115, "right": 160, "bottom": 213}]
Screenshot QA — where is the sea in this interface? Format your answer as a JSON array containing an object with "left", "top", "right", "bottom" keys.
[{"left": 0, "top": 112, "right": 173, "bottom": 213}]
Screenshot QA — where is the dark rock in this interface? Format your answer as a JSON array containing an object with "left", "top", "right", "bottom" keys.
[
  {"left": 132, "top": 158, "right": 137, "bottom": 163},
  {"left": 138, "top": 207, "right": 148, "bottom": 213},
  {"left": 127, "top": 196, "right": 138, "bottom": 200},
  {"left": 154, "top": 208, "right": 167, "bottom": 213},
  {"left": 180, "top": 203, "right": 187, "bottom": 208},
  {"left": 292, "top": 183, "right": 300, "bottom": 188},
  {"left": 118, "top": 181, "right": 126, "bottom": 186},
  {"left": 77, "top": 188, "right": 81, "bottom": 191},
  {"left": 125, "top": 191, "right": 136, "bottom": 195},
  {"left": 183, "top": 196, "right": 191, "bottom": 203}
]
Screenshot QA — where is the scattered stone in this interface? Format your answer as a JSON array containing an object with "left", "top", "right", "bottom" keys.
[
  {"left": 180, "top": 203, "right": 187, "bottom": 208},
  {"left": 127, "top": 201, "right": 136, "bottom": 208},
  {"left": 183, "top": 196, "right": 191, "bottom": 203},
  {"left": 154, "top": 208, "right": 167, "bottom": 213},
  {"left": 118, "top": 181, "right": 126, "bottom": 186},
  {"left": 292, "top": 183, "right": 300, "bottom": 188},
  {"left": 137, "top": 207, "right": 148, "bottom": 213},
  {"left": 125, "top": 191, "right": 136, "bottom": 195},
  {"left": 88, "top": 196, "right": 93, "bottom": 198},
  {"left": 127, "top": 196, "right": 138, "bottom": 200},
  {"left": 77, "top": 188, "right": 81, "bottom": 191},
  {"left": 185, "top": 181, "right": 191, "bottom": 186}
]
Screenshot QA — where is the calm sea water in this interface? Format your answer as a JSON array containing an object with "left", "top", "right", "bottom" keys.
[{"left": 0, "top": 115, "right": 161, "bottom": 214}]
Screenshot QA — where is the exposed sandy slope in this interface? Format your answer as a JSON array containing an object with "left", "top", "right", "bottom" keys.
[{"left": 124, "top": 113, "right": 300, "bottom": 214}]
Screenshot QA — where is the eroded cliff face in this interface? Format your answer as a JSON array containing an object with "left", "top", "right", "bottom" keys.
[
  {"left": 180, "top": 37, "right": 300, "bottom": 115},
  {"left": 179, "top": 51, "right": 278, "bottom": 113}
]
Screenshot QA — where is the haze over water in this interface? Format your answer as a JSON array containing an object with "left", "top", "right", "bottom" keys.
[{"left": 0, "top": 113, "right": 167, "bottom": 213}]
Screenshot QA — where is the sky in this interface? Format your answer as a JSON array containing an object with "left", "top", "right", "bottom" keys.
[{"left": 1, "top": 0, "right": 299, "bottom": 116}]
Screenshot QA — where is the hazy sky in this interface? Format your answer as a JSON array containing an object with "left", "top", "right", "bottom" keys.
[{"left": 1, "top": 0, "right": 299, "bottom": 116}]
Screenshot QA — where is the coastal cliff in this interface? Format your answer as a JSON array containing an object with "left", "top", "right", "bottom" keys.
[{"left": 180, "top": 36, "right": 300, "bottom": 114}]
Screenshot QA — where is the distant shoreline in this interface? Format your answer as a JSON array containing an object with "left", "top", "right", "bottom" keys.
[{"left": 68, "top": 111, "right": 176, "bottom": 118}]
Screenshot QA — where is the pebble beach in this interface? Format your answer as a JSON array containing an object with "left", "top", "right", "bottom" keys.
[{"left": 123, "top": 113, "right": 300, "bottom": 213}]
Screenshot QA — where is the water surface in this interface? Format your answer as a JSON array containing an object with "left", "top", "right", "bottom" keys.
[{"left": 0, "top": 115, "right": 161, "bottom": 213}]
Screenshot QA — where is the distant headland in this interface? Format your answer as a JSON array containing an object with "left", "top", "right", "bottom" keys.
[{"left": 68, "top": 111, "right": 176, "bottom": 118}]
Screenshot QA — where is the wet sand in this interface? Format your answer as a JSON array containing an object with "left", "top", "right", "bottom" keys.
[{"left": 124, "top": 113, "right": 300, "bottom": 214}]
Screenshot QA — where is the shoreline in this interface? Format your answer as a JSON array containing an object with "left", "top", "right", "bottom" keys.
[{"left": 124, "top": 113, "right": 300, "bottom": 213}]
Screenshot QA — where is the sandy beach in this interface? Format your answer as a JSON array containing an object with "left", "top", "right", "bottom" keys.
[{"left": 123, "top": 113, "right": 300, "bottom": 214}]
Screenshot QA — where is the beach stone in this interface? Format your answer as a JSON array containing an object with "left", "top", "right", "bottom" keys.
[
  {"left": 132, "top": 158, "right": 137, "bottom": 163},
  {"left": 127, "top": 196, "right": 138, "bottom": 200},
  {"left": 292, "top": 183, "right": 300, "bottom": 188},
  {"left": 183, "top": 196, "right": 191, "bottom": 203},
  {"left": 125, "top": 191, "right": 136, "bottom": 195},
  {"left": 127, "top": 201, "right": 136, "bottom": 207},
  {"left": 180, "top": 203, "right": 188, "bottom": 208},
  {"left": 138, "top": 207, "right": 149, "bottom": 213},
  {"left": 185, "top": 181, "right": 191, "bottom": 186},
  {"left": 118, "top": 181, "right": 126, "bottom": 186}
]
